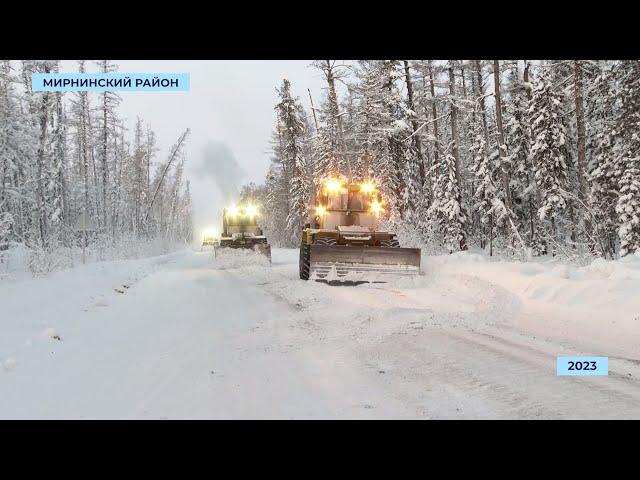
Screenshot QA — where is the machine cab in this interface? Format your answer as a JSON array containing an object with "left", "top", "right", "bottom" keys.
[
  {"left": 223, "top": 205, "right": 264, "bottom": 237},
  {"left": 312, "top": 181, "right": 384, "bottom": 230}
]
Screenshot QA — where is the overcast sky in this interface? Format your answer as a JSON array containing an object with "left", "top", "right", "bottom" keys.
[{"left": 60, "top": 60, "right": 333, "bottom": 235}]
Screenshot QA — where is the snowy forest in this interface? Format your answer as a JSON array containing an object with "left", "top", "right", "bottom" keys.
[
  {"left": 0, "top": 60, "right": 193, "bottom": 275},
  {"left": 244, "top": 60, "right": 640, "bottom": 262}
]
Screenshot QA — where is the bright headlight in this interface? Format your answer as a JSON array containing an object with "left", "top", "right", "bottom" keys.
[
  {"left": 324, "top": 178, "right": 342, "bottom": 194},
  {"left": 315, "top": 205, "right": 327, "bottom": 216},
  {"left": 227, "top": 205, "right": 239, "bottom": 217},
  {"left": 370, "top": 200, "right": 384, "bottom": 215},
  {"left": 360, "top": 182, "right": 376, "bottom": 193},
  {"left": 245, "top": 205, "right": 258, "bottom": 218}
]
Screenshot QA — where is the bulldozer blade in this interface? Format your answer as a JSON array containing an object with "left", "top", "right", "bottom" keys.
[
  {"left": 309, "top": 245, "right": 421, "bottom": 280},
  {"left": 214, "top": 243, "right": 271, "bottom": 264}
]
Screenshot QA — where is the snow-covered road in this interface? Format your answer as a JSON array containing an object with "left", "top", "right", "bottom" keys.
[{"left": 2, "top": 248, "right": 640, "bottom": 419}]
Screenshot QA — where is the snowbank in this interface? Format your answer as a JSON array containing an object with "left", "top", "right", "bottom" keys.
[
  {"left": 427, "top": 250, "right": 640, "bottom": 306},
  {"left": 0, "top": 237, "right": 189, "bottom": 282}
]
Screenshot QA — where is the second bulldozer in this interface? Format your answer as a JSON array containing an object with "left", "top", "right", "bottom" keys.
[
  {"left": 299, "top": 178, "right": 421, "bottom": 281},
  {"left": 215, "top": 204, "right": 272, "bottom": 263}
]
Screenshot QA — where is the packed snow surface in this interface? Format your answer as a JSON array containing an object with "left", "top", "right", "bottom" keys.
[{"left": 1, "top": 248, "right": 640, "bottom": 419}]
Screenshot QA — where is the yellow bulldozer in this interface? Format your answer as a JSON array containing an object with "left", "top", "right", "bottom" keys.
[
  {"left": 214, "top": 204, "right": 272, "bottom": 262},
  {"left": 299, "top": 178, "right": 421, "bottom": 281}
]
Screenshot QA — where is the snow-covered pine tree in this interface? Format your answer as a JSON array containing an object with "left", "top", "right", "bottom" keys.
[
  {"left": 351, "top": 61, "right": 419, "bottom": 222},
  {"left": 611, "top": 61, "right": 640, "bottom": 257},
  {"left": 443, "top": 62, "right": 468, "bottom": 251},
  {"left": 430, "top": 146, "right": 467, "bottom": 253},
  {"left": 504, "top": 62, "right": 538, "bottom": 250},
  {"left": 312, "top": 61, "right": 349, "bottom": 182},
  {"left": 469, "top": 118, "right": 496, "bottom": 252},
  {"left": 349, "top": 61, "right": 392, "bottom": 188},
  {"left": 1, "top": 61, "right": 38, "bottom": 251},
  {"left": 275, "top": 78, "right": 309, "bottom": 245},
  {"left": 529, "top": 72, "right": 568, "bottom": 249},
  {"left": 263, "top": 128, "right": 289, "bottom": 247},
  {"left": 587, "top": 62, "right": 619, "bottom": 258}
]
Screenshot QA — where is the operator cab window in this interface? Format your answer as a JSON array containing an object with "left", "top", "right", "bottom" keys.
[
  {"left": 348, "top": 192, "right": 370, "bottom": 211},
  {"left": 327, "top": 192, "right": 347, "bottom": 210}
]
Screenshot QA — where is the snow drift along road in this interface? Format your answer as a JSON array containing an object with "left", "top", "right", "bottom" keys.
[{"left": 1, "top": 248, "right": 640, "bottom": 419}]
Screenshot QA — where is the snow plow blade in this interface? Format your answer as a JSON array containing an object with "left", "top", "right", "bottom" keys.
[
  {"left": 309, "top": 245, "right": 420, "bottom": 280},
  {"left": 214, "top": 243, "right": 272, "bottom": 263}
]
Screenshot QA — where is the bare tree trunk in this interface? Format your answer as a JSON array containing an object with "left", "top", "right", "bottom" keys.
[
  {"left": 448, "top": 64, "right": 462, "bottom": 189},
  {"left": 420, "top": 70, "right": 432, "bottom": 174},
  {"left": 79, "top": 81, "right": 90, "bottom": 258},
  {"left": 448, "top": 63, "right": 467, "bottom": 251},
  {"left": 144, "top": 129, "right": 190, "bottom": 224},
  {"left": 35, "top": 71, "right": 50, "bottom": 248},
  {"left": 460, "top": 62, "right": 468, "bottom": 99},
  {"left": 55, "top": 91, "right": 70, "bottom": 247},
  {"left": 523, "top": 60, "right": 545, "bottom": 253},
  {"left": 307, "top": 88, "right": 319, "bottom": 131},
  {"left": 111, "top": 132, "right": 119, "bottom": 243},
  {"left": 493, "top": 60, "right": 512, "bottom": 211},
  {"left": 403, "top": 60, "right": 425, "bottom": 186},
  {"left": 101, "top": 92, "right": 108, "bottom": 233},
  {"left": 428, "top": 61, "right": 440, "bottom": 178},
  {"left": 323, "top": 61, "right": 351, "bottom": 180},
  {"left": 474, "top": 60, "right": 490, "bottom": 146},
  {"left": 574, "top": 60, "right": 593, "bottom": 248}
]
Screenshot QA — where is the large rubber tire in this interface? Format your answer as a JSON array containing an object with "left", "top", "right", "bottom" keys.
[
  {"left": 299, "top": 242, "right": 311, "bottom": 280},
  {"left": 313, "top": 237, "right": 337, "bottom": 246},
  {"left": 380, "top": 239, "right": 400, "bottom": 248}
]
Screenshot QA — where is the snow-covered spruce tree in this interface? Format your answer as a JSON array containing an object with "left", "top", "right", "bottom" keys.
[
  {"left": 1, "top": 60, "right": 37, "bottom": 250},
  {"left": 262, "top": 128, "right": 290, "bottom": 247},
  {"left": 440, "top": 62, "right": 468, "bottom": 251},
  {"left": 544, "top": 61, "right": 586, "bottom": 250},
  {"left": 275, "top": 78, "right": 310, "bottom": 245},
  {"left": 377, "top": 61, "right": 414, "bottom": 223},
  {"left": 349, "top": 61, "right": 392, "bottom": 189},
  {"left": 469, "top": 119, "right": 497, "bottom": 251},
  {"left": 312, "top": 61, "right": 349, "bottom": 181},
  {"left": 528, "top": 72, "right": 568, "bottom": 250},
  {"left": 504, "top": 62, "right": 539, "bottom": 250},
  {"left": 350, "top": 60, "right": 420, "bottom": 223},
  {"left": 586, "top": 62, "right": 619, "bottom": 258},
  {"left": 611, "top": 61, "right": 640, "bottom": 257},
  {"left": 33, "top": 60, "right": 65, "bottom": 256},
  {"left": 430, "top": 145, "right": 467, "bottom": 253}
]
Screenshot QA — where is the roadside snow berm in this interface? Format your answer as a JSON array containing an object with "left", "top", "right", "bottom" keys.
[{"left": 299, "top": 178, "right": 421, "bottom": 282}]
